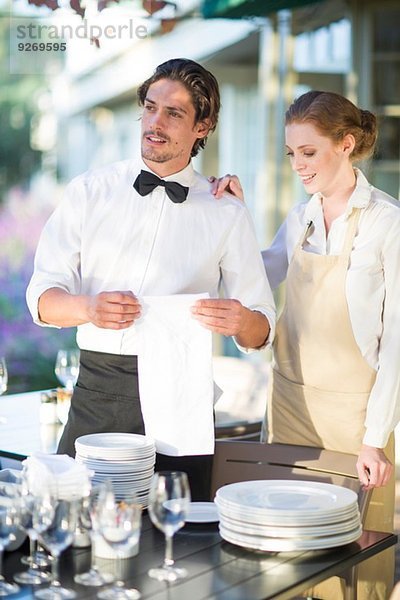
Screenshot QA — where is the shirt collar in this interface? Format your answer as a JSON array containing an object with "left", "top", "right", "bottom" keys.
[
  {"left": 304, "top": 167, "right": 372, "bottom": 222},
  {"left": 349, "top": 168, "right": 373, "bottom": 209}
]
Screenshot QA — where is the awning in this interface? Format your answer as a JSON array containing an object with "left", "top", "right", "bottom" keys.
[{"left": 202, "top": 0, "right": 323, "bottom": 18}]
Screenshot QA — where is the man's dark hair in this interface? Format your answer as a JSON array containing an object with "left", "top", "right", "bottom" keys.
[{"left": 137, "top": 58, "right": 220, "bottom": 157}]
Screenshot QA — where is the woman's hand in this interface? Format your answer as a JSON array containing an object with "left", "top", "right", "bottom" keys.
[
  {"left": 208, "top": 174, "right": 244, "bottom": 200},
  {"left": 356, "top": 444, "right": 393, "bottom": 489}
]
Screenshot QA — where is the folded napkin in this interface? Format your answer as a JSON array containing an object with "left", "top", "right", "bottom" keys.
[
  {"left": 135, "top": 294, "right": 214, "bottom": 456},
  {"left": 23, "top": 452, "right": 93, "bottom": 500}
]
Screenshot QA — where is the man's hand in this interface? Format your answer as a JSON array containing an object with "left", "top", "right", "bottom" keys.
[
  {"left": 191, "top": 298, "right": 270, "bottom": 349},
  {"left": 38, "top": 287, "right": 141, "bottom": 329},
  {"left": 356, "top": 444, "right": 393, "bottom": 490},
  {"left": 86, "top": 291, "right": 141, "bottom": 329},
  {"left": 208, "top": 174, "right": 244, "bottom": 200},
  {"left": 191, "top": 298, "right": 248, "bottom": 336}
]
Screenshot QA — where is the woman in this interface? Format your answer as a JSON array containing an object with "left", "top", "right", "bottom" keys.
[{"left": 212, "top": 91, "right": 400, "bottom": 600}]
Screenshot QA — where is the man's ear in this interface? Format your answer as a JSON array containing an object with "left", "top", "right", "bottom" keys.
[{"left": 196, "top": 119, "right": 211, "bottom": 139}]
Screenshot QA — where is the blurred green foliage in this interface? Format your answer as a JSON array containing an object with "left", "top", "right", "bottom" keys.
[
  {"left": 0, "top": 15, "right": 43, "bottom": 204},
  {"left": 0, "top": 195, "right": 77, "bottom": 393},
  {"left": 0, "top": 14, "right": 76, "bottom": 393}
]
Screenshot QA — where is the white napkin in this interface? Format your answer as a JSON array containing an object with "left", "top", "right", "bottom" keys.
[
  {"left": 23, "top": 452, "right": 93, "bottom": 500},
  {"left": 135, "top": 294, "right": 214, "bottom": 456}
]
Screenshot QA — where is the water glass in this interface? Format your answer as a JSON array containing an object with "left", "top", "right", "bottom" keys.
[
  {"left": 96, "top": 484, "right": 142, "bottom": 600},
  {"left": 54, "top": 350, "right": 80, "bottom": 391},
  {"left": 0, "top": 482, "right": 21, "bottom": 596},
  {"left": 74, "top": 486, "right": 114, "bottom": 587},
  {"left": 35, "top": 498, "right": 78, "bottom": 599},
  {"left": 147, "top": 471, "right": 191, "bottom": 582},
  {"left": 0, "top": 358, "right": 7, "bottom": 396},
  {"left": 14, "top": 475, "right": 53, "bottom": 586},
  {"left": 0, "top": 358, "right": 8, "bottom": 424}
]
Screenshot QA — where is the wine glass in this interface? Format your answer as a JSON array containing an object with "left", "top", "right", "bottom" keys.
[
  {"left": 13, "top": 472, "right": 53, "bottom": 586},
  {"left": 96, "top": 483, "right": 142, "bottom": 600},
  {"left": 147, "top": 471, "right": 191, "bottom": 583},
  {"left": 74, "top": 486, "right": 114, "bottom": 587},
  {"left": 54, "top": 350, "right": 80, "bottom": 391},
  {"left": 0, "top": 481, "right": 22, "bottom": 596},
  {"left": 34, "top": 498, "right": 78, "bottom": 600},
  {"left": 0, "top": 357, "right": 8, "bottom": 424},
  {"left": 0, "top": 358, "right": 7, "bottom": 395}
]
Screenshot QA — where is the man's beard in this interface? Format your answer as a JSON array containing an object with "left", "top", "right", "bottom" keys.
[{"left": 141, "top": 147, "right": 176, "bottom": 163}]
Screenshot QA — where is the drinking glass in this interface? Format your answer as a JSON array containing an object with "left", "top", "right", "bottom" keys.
[
  {"left": 0, "top": 358, "right": 7, "bottom": 395},
  {"left": 35, "top": 498, "right": 78, "bottom": 599},
  {"left": 13, "top": 472, "right": 53, "bottom": 585},
  {"left": 147, "top": 471, "right": 191, "bottom": 582},
  {"left": 54, "top": 350, "right": 80, "bottom": 391},
  {"left": 0, "top": 357, "right": 8, "bottom": 424},
  {"left": 96, "top": 484, "right": 142, "bottom": 600},
  {"left": 74, "top": 486, "right": 114, "bottom": 587},
  {"left": 0, "top": 481, "right": 21, "bottom": 596}
]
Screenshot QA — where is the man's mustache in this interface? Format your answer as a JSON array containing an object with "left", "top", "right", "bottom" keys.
[{"left": 143, "top": 130, "right": 171, "bottom": 143}]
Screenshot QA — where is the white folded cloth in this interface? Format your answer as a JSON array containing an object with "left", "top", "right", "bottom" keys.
[
  {"left": 23, "top": 452, "right": 93, "bottom": 500},
  {"left": 135, "top": 293, "right": 214, "bottom": 456}
]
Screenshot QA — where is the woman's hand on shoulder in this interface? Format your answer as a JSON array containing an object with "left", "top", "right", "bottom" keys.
[
  {"left": 208, "top": 174, "right": 244, "bottom": 201},
  {"left": 356, "top": 444, "right": 393, "bottom": 489}
]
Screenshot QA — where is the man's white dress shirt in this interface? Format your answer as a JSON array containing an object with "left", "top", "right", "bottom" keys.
[
  {"left": 263, "top": 169, "right": 400, "bottom": 448},
  {"left": 27, "top": 157, "right": 275, "bottom": 455},
  {"left": 27, "top": 158, "right": 275, "bottom": 351}
]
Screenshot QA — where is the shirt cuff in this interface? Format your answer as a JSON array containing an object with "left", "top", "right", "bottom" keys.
[
  {"left": 26, "top": 287, "right": 61, "bottom": 329},
  {"left": 234, "top": 309, "right": 275, "bottom": 354},
  {"left": 362, "top": 428, "right": 390, "bottom": 449}
]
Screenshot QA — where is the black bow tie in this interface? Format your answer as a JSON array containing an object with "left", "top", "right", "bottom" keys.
[{"left": 133, "top": 170, "right": 189, "bottom": 204}]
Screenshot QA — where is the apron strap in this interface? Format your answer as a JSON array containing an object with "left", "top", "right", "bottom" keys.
[{"left": 342, "top": 208, "right": 362, "bottom": 259}]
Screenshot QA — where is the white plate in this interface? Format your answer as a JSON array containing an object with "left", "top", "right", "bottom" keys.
[
  {"left": 215, "top": 480, "right": 358, "bottom": 517},
  {"left": 215, "top": 499, "right": 359, "bottom": 526},
  {"left": 219, "top": 522, "right": 363, "bottom": 552},
  {"left": 76, "top": 432, "right": 154, "bottom": 448},
  {"left": 186, "top": 502, "right": 219, "bottom": 523},
  {"left": 75, "top": 433, "right": 155, "bottom": 457},
  {"left": 219, "top": 512, "right": 361, "bottom": 538},
  {"left": 76, "top": 457, "right": 155, "bottom": 470}
]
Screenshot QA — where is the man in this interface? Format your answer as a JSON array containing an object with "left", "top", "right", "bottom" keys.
[{"left": 27, "top": 58, "right": 275, "bottom": 500}]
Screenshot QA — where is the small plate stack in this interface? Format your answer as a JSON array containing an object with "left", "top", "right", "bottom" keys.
[
  {"left": 215, "top": 479, "right": 362, "bottom": 552},
  {"left": 75, "top": 432, "right": 156, "bottom": 508}
]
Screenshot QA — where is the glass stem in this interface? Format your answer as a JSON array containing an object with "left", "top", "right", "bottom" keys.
[
  {"left": 164, "top": 534, "right": 174, "bottom": 568},
  {"left": 28, "top": 536, "right": 37, "bottom": 569},
  {"left": 116, "top": 551, "right": 124, "bottom": 587},
  {"left": 0, "top": 547, "right": 4, "bottom": 582},
  {"left": 51, "top": 554, "right": 60, "bottom": 587},
  {"left": 90, "top": 549, "right": 98, "bottom": 573}
]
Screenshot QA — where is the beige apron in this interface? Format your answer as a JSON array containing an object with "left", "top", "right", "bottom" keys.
[{"left": 265, "top": 209, "right": 395, "bottom": 600}]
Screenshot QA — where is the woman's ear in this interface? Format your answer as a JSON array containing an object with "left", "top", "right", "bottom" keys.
[{"left": 343, "top": 133, "right": 356, "bottom": 156}]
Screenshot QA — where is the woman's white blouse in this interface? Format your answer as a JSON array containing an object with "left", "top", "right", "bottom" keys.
[{"left": 263, "top": 169, "right": 400, "bottom": 448}]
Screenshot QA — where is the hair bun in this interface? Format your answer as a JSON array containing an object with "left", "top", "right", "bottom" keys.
[{"left": 360, "top": 109, "right": 374, "bottom": 132}]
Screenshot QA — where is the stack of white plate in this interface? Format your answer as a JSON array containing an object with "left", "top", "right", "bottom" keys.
[
  {"left": 75, "top": 432, "right": 156, "bottom": 508},
  {"left": 215, "top": 479, "right": 362, "bottom": 552}
]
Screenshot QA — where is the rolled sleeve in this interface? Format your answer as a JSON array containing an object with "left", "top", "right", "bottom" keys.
[
  {"left": 26, "top": 177, "right": 84, "bottom": 326},
  {"left": 220, "top": 205, "right": 276, "bottom": 353},
  {"left": 362, "top": 216, "right": 400, "bottom": 448}
]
